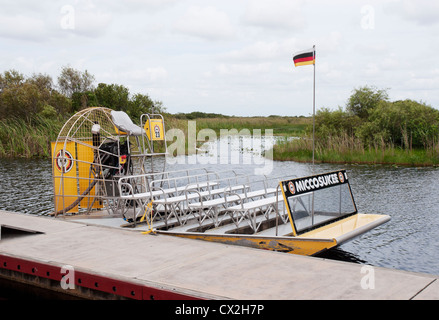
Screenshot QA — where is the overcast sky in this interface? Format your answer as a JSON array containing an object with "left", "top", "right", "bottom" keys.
[{"left": 1, "top": 0, "right": 439, "bottom": 116}]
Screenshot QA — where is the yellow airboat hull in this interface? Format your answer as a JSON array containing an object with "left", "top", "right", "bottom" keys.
[{"left": 157, "top": 213, "right": 390, "bottom": 256}]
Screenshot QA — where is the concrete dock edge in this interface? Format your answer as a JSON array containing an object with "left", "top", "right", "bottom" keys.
[{"left": 0, "top": 210, "right": 437, "bottom": 300}]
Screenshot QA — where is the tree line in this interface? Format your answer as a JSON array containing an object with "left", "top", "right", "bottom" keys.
[
  {"left": 315, "top": 86, "right": 439, "bottom": 151},
  {"left": 0, "top": 66, "right": 164, "bottom": 122}
]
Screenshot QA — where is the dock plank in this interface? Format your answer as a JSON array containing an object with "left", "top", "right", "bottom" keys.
[{"left": 0, "top": 210, "right": 437, "bottom": 300}]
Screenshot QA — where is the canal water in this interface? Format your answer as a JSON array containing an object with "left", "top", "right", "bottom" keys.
[{"left": 1, "top": 135, "right": 439, "bottom": 276}]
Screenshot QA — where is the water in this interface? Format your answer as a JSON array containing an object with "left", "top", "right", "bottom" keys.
[
  {"left": 1, "top": 136, "right": 439, "bottom": 276},
  {"left": 0, "top": 158, "right": 54, "bottom": 215}
]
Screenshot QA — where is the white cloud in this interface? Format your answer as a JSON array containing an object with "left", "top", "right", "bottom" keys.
[
  {"left": 1, "top": 1, "right": 439, "bottom": 116},
  {"left": 102, "top": 0, "right": 179, "bottom": 13},
  {"left": 95, "top": 65, "right": 168, "bottom": 90},
  {"left": 0, "top": 14, "right": 47, "bottom": 42},
  {"left": 222, "top": 39, "right": 294, "bottom": 62},
  {"left": 0, "top": 1, "right": 113, "bottom": 41},
  {"left": 242, "top": 0, "right": 306, "bottom": 30},
  {"left": 385, "top": 0, "right": 439, "bottom": 26},
  {"left": 58, "top": 3, "right": 113, "bottom": 38},
  {"left": 216, "top": 63, "right": 271, "bottom": 77},
  {"left": 173, "top": 6, "right": 235, "bottom": 40}
]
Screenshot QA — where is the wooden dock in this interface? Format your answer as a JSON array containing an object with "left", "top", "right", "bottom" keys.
[{"left": 0, "top": 210, "right": 438, "bottom": 300}]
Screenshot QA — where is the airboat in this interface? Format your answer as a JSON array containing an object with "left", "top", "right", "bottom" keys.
[{"left": 51, "top": 107, "right": 390, "bottom": 256}]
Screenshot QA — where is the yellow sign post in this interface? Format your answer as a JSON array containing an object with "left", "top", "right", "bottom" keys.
[{"left": 144, "top": 119, "right": 164, "bottom": 141}]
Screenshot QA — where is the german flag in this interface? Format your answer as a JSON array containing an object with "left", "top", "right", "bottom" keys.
[{"left": 293, "top": 48, "right": 315, "bottom": 67}]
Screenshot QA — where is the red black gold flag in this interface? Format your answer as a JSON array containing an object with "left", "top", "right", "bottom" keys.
[{"left": 293, "top": 48, "right": 315, "bottom": 67}]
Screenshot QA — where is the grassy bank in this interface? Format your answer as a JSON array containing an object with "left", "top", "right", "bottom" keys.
[
  {"left": 4, "top": 111, "right": 439, "bottom": 167},
  {"left": 0, "top": 116, "right": 63, "bottom": 158},
  {"left": 164, "top": 115, "right": 310, "bottom": 156},
  {"left": 166, "top": 115, "right": 310, "bottom": 136},
  {"left": 0, "top": 114, "right": 310, "bottom": 159},
  {"left": 194, "top": 116, "right": 310, "bottom": 136},
  {"left": 272, "top": 135, "right": 439, "bottom": 166},
  {"left": 269, "top": 86, "right": 439, "bottom": 167}
]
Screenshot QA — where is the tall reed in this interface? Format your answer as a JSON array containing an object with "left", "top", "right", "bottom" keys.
[
  {"left": 0, "top": 116, "right": 63, "bottom": 158},
  {"left": 171, "top": 116, "right": 310, "bottom": 136},
  {"left": 271, "top": 133, "right": 439, "bottom": 166}
]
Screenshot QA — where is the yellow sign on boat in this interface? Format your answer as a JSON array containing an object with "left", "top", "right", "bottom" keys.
[{"left": 145, "top": 119, "right": 164, "bottom": 141}]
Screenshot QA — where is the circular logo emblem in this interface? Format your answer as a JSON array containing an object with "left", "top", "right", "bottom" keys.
[
  {"left": 154, "top": 124, "right": 161, "bottom": 138},
  {"left": 288, "top": 181, "right": 295, "bottom": 195},
  {"left": 338, "top": 171, "right": 345, "bottom": 183},
  {"left": 55, "top": 150, "right": 74, "bottom": 173}
]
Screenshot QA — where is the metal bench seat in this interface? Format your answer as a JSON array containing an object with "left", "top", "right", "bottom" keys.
[
  {"left": 154, "top": 184, "right": 248, "bottom": 205},
  {"left": 223, "top": 193, "right": 285, "bottom": 234},
  {"left": 226, "top": 194, "right": 282, "bottom": 211},
  {"left": 153, "top": 184, "right": 248, "bottom": 226},
  {"left": 187, "top": 187, "right": 278, "bottom": 229},
  {"left": 204, "top": 210, "right": 281, "bottom": 235},
  {"left": 119, "top": 181, "right": 220, "bottom": 200},
  {"left": 188, "top": 188, "right": 278, "bottom": 209}
]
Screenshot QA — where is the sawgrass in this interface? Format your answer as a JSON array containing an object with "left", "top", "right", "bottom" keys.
[
  {"left": 163, "top": 115, "right": 310, "bottom": 156},
  {"left": 166, "top": 115, "right": 310, "bottom": 136},
  {"left": 0, "top": 114, "right": 310, "bottom": 159},
  {"left": 194, "top": 116, "right": 310, "bottom": 136},
  {"left": 0, "top": 116, "right": 62, "bottom": 158},
  {"left": 272, "top": 134, "right": 439, "bottom": 166},
  {"left": 4, "top": 112, "right": 439, "bottom": 166}
]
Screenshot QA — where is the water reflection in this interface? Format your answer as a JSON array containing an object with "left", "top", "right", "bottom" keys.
[{"left": 316, "top": 247, "right": 366, "bottom": 264}]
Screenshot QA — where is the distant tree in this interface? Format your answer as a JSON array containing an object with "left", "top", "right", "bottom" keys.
[
  {"left": 0, "top": 82, "right": 42, "bottom": 120},
  {"left": 152, "top": 100, "right": 165, "bottom": 113},
  {"left": 129, "top": 93, "right": 156, "bottom": 119},
  {"left": 175, "top": 111, "right": 229, "bottom": 119},
  {"left": 0, "top": 70, "right": 72, "bottom": 120},
  {"left": 0, "top": 69, "right": 24, "bottom": 92},
  {"left": 28, "top": 73, "right": 53, "bottom": 92},
  {"left": 30, "top": 72, "right": 71, "bottom": 117},
  {"left": 94, "top": 83, "right": 130, "bottom": 111},
  {"left": 57, "top": 66, "right": 95, "bottom": 98},
  {"left": 357, "top": 99, "right": 439, "bottom": 149},
  {"left": 0, "top": 67, "right": 164, "bottom": 122},
  {"left": 346, "top": 86, "right": 389, "bottom": 119},
  {"left": 315, "top": 107, "right": 361, "bottom": 138},
  {"left": 71, "top": 91, "right": 98, "bottom": 111},
  {"left": 48, "top": 90, "right": 72, "bottom": 116}
]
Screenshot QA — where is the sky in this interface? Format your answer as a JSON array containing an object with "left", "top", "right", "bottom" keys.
[{"left": 1, "top": 0, "right": 439, "bottom": 117}]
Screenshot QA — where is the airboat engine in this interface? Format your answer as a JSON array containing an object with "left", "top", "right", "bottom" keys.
[{"left": 50, "top": 107, "right": 167, "bottom": 216}]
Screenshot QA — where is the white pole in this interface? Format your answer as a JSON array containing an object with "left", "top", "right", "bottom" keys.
[
  {"left": 312, "top": 45, "right": 316, "bottom": 170},
  {"left": 312, "top": 45, "right": 316, "bottom": 222}
]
